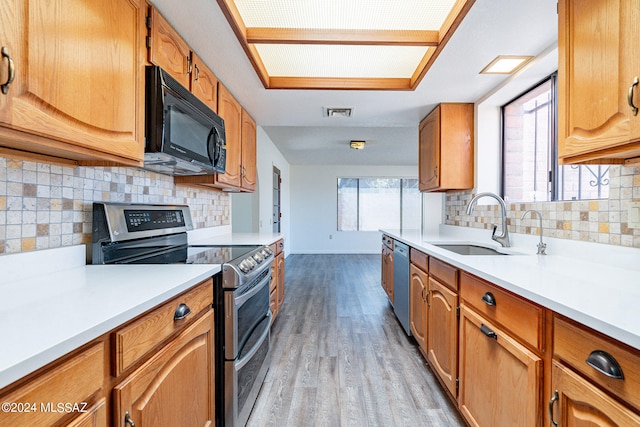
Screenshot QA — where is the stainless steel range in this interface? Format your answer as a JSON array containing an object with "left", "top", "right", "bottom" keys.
[{"left": 91, "top": 202, "right": 273, "bottom": 426}]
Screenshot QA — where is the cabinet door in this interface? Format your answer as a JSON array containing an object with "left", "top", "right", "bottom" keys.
[
  {"left": 276, "top": 251, "right": 285, "bottom": 307},
  {"left": 190, "top": 52, "right": 218, "bottom": 113},
  {"left": 558, "top": 0, "right": 640, "bottom": 163},
  {"left": 550, "top": 361, "right": 640, "bottom": 427},
  {"left": 427, "top": 276, "right": 457, "bottom": 397},
  {"left": 384, "top": 247, "right": 395, "bottom": 304},
  {"left": 148, "top": 7, "right": 191, "bottom": 88},
  {"left": 241, "top": 109, "right": 257, "bottom": 191},
  {"left": 113, "top": 311, "right": 214, "bottom": 427},
  {"left": 217, "top": 84, "right": 242, "bottom": 188},
  {"left": 419, "top": 106, "right": 440, "bottom": 191},
  {"left": 0, "top": 0, "right": 145, "bottom": 164},
  {"left": 409, "top": 264, "right": 428, "bottom": 355},
  {"left": 458, "top": 305, "right": 542, "bottom": 427}
]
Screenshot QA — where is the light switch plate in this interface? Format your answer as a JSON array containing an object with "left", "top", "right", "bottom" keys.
[{"left": 629, "top": 201, "right": 640, "bottom": 229}]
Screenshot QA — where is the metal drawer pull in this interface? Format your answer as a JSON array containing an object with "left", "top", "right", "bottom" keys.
[
  {"left": 548, "top": 390, "right": 559, "bottom": 427},
  {"left": 480, "top": 323, "right": 497, "bottom": 340},
  {"left": 1, "top": 46, "right": 15, "bottom": 95},
  {"left": 586, "top": 350, "right": 624, "bottom": 379},
  {"left": 629, "top": 76, "right": 639, "bottom": 116},
  {"left": 174, "top": 303, "right": 191, "bottom": 321},
  {"left": 124, "top": 411, "right": 136, "bottom": 427},
  {"left": 481, "top": 292, "right": 496, "bottom": 306}
]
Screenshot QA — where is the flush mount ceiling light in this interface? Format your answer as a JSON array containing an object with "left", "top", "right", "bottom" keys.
[
  {"left": 324, "top": 107, "right": 353, "bottom": 118},
  {"left": 216, "top": 0, "right": 475, "bottom": 90},
  {"left": 480, "top": 55, "right": 533, "bottom": 74},
  {"left": 350, "top": 140, "right": 366, "bottom": 150}
]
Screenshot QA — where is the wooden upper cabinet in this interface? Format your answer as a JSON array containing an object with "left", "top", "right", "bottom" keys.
[
  {"left": 190, "top": 52, "right": 218, "bottom": 113},
  {"left": 558, "top": 0, "right": 640, "bottom": 164},
  {"left": 241, "top": 109, "right": 257, "bottom": 191},
  {"left": 216, "top": 83, "right": 243, "bottom": 188},
  {"left": 147, "top": 7, "right": 191, "bottom": 88},
  {"left": 0, "top": 0, "right": 146, "bottom": 165},
  {"left": 418, "top": 103, "right": 474, "bottom": 192}
]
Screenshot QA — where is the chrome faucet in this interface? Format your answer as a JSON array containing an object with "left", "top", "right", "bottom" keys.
[
  {"left": 466, "top": 192, "right": 511, "bottom": 247},
  {"left": 521, "top": 209, "right": 547, "bottom": 255}
]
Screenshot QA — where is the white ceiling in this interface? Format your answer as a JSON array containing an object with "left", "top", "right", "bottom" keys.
[{"left": 150, "top": 0, "right": 559, "bottom": 166}]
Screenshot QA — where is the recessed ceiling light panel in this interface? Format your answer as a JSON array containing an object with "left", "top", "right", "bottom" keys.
[
  {"left": 324, "top": 107, "right": 353, "bottom": 117},
  {"left": 480, "top": 55, "right": 534, "bottom": 74}
]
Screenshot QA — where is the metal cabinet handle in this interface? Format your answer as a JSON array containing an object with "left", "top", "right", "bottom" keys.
[
  {"left": 628, "top": 76, "right": 639, "bottom": 116},
  {"left": 548, "top": 390, "right": 559, "bottom": 427},
  {"left": 481, "top": 292, "right": 496, "bottom": 306},
  {"left": 193, "top": 63, "right": 200, "bottom": 82},
  {"left": 586, "top": 350, "right": 624, "bottom": 379},
  {"left": 124, "top": 411, "right": 136, "bottom": 427},
  {"left": 480, "top": 323, "right": 497, "bottom": 340},
  {"left": 174, "top": 303, "right": 191, "bottom": 320},
  {"left": 1, "top": 46, "right": 15, "bottom": 95}
]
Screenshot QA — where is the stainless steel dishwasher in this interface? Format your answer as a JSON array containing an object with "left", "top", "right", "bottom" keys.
[{"left": 393, "top": 241, "right": 411, "bottom": 336}]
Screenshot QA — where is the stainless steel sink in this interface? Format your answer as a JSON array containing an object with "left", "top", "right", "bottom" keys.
[{"left": 433, "top": 244, "right": 510, "bottom": 256}]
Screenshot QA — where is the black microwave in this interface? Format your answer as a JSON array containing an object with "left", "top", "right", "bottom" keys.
[{"left": 143, "top": 66, "right": 226, "bottom": 176}]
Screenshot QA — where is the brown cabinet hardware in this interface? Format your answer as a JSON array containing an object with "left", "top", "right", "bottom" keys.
[{"left": 1, "top": 46, "right": 15, "bottom": 95}]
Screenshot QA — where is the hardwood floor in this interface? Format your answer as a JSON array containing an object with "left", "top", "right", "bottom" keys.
[{"left": 247, "top": 254, "right": 465, "bottom": 427}]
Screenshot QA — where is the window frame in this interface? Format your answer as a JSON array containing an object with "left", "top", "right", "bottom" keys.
[
  {"left": 500, "top": 72, "right": 558, "bottom": 202},
  {"left": 336, "top": 177, "right": 420, "bottom": 232}
]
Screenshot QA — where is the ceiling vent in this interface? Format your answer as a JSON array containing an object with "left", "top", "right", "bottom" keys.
[{"left": 324, "top": 107, "right": 353, "bottom": 118}]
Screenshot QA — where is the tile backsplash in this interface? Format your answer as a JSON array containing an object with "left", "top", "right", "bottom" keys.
[
  {"left": 445, "top": 165, "right": 640, "bottom": 248},
  {"left": 0, "top": 157, "right": 229, "bottom": 254}
]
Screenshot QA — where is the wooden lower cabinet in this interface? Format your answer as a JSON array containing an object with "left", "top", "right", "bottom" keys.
[
  {"left": 0, "top": 341, "right": 107, "bottom": 427},
  {"left": 113, "top": 310, "right": 215, "bottom": 427},
  {"left": 67, "top": 398, "right": 108, "bottom": 427},
  {"left": 427, "top": 276, "right": 458, "bottom": 398},
  {"left": 550, "top": 361, "right": 640, "bottom": 427},
  {"left": 409, "top": 263, "right": 428, "bottom": 355},
  {"left": 458, "top": 305, "right": 542, "bottom": 427},
  {"left": 381, "top": 244, "right": 394, "bottom": 303}
]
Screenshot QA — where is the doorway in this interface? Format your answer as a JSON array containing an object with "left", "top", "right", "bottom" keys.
[{"left": 272, "top": 166, "right": 281, "bottom": 232}]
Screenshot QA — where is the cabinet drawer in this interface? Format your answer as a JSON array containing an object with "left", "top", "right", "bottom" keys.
[
  {"left": 410, "top": 248, "right": 428, "bottom": 272},
  {"left": 460, "top": 272, "right": 543, "bottom": 350},
  {"left": 554, "top": 316, "right": 640, "bottom": 411},
  {"left": 113, "top": 279, "right": 213, "bottom": 376},
  {"left": 382, "top": 234, "right": 394, "bottom": 250},
  {"left": 429, "top": 257, "right": 457, "bottom": 291},
  {"left": 0, "top": 342, "right": 105, "bottom": 427},
  {"left": 275, "top": 238, "right": 284, "bottom": 254}
]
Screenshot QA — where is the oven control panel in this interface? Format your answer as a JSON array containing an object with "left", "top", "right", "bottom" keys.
[{"left": 124, "top": 209, "right": 185, "bottom": 232}]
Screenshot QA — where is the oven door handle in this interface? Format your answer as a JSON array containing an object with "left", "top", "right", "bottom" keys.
[
  {"left": 235, "top": 272, "right": 271, "bottom": 307},
  {"left": 236, "top": 311, "right": 271, "bottom": 370}
]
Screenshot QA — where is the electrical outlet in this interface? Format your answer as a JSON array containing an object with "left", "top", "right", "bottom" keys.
[
  {"left": 629, "top": 202, "right": 640, "bottom": 229},
  {"left": 329, "top": 234, "right": 333, "bottom": 239}
]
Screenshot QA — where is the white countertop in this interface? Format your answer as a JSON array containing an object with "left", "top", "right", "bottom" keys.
[
  {"left": 0, "top": 245, "right": 220, "bottom": 390},
  {"left": 0, "top": 228, "right": 285, "bottom": 390},
  {"left": 188, "top": 227, "right": 284, "bottom": 247},
  {"left": 381, "top": 227, "right": 640, "bottom": 351}
]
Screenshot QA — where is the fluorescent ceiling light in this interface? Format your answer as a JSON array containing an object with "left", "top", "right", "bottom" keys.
[
  {"left": 217, "top": 0, "right": 475, "bottom": 90},
  {"left": 480, "top": 55, "right": 533, "bottom": 74},
  {"left": 350, "top": 140, "right": 366, "bottom": 150},
  {"left": 324, "top": 107, "right": 353, "bottom": 118}
]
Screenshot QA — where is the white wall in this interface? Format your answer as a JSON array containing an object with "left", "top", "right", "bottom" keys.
[
  {"left": 232, "top": 127, "right": 291, "bottom": 254},
  {"left": 289, "top": 164, "right": 442, "bottom": 254}
]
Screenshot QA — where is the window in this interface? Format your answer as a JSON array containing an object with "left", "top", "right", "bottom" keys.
[
  {"left": 337, "top": 178, "right": 420, "bottom": 231},
  {"left": 502, "top": 73, "right": 610, "bottom": 202}
]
